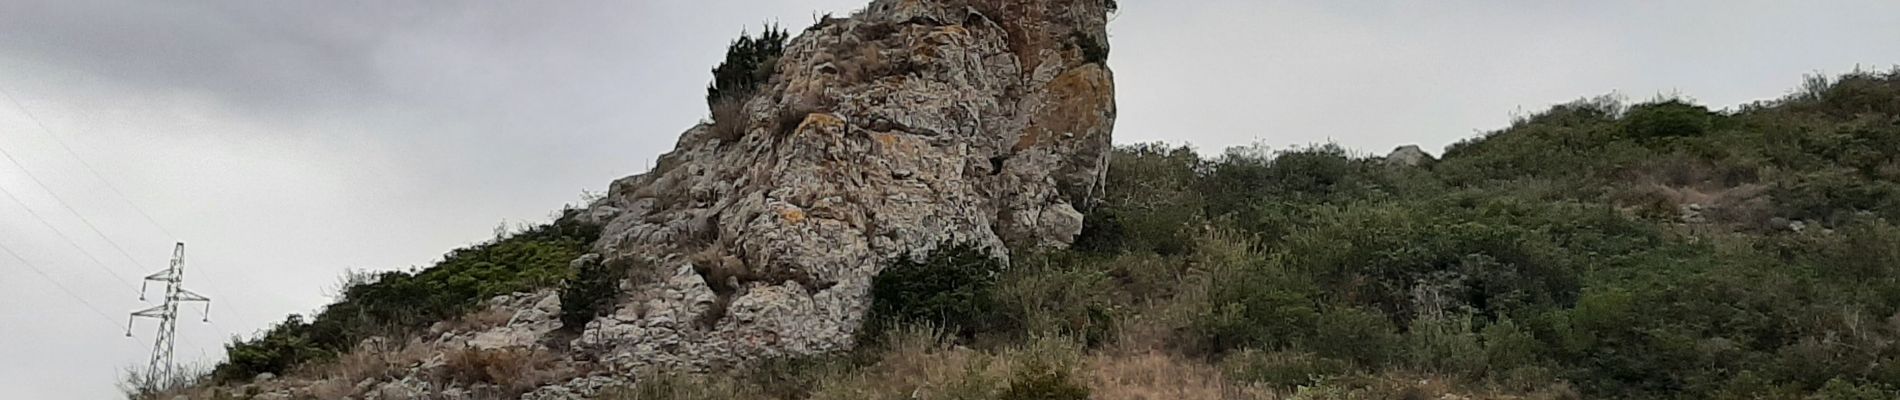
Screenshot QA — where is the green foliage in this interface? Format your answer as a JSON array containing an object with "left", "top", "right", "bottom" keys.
[
  {"left": 1072, "top": 70, "right": 1900, "bottom": 400},
  {"left": 211, "top": 212, "right": 598, "bottom": 383},
  {"left": 1403, "top": 314, "right": 1484, "bottom": 376},
  {"left": 1076, "top": 143, "right": 1203, "bottom": 255},
  {"left": 560, "top": 256, "right": 638, "bottom": 332},
  {"left": 1190, "top": 231, "right": 1319, "bottom": 354},
  {"left": 1307, "top": 307, "right": 1400, "bottom": 367},
  {"left": 706, "top": 25, "right": 789, "bottom": 108},
  {"left": 1622, "top": 99, "right": 1717, "bottom": 140},
  {"left": 861, "top": 243, "right": 1005, "bottom": 344},
  {"left": 992, "top": 252, "right": 1119, "bottom": 346},
  {"left": 213, "top": 315, "right": 327, "bottom": 382}
]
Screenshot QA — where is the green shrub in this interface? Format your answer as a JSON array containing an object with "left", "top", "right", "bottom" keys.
[
  {"left": 1077, "top": 143, "right": 1204, "bottom": 255},
  {"left": 1622, "top": 99, "right": 1717, "bottom": 140},
  {"left": 1404, "top": 314, "right": 1484, "bottom": 376},
  {"left": 860, "top": 243, "right": 1005, "bottom": 344},
  {"left": 705, "top": 25, "right": 788, "bottom": 108},
  {"left": 1189, "top": 231, "right": 1319, "bottom": 354},
  {"left": 213, "top": 315, "right": 329, "bottom": 383},
  {"left": 1307, "top": 307, "right": 1399, "bottom": 367},
  {"left": 1480, "top": 318, "right": 1540, "bottom": 372},
  {"left": 992, "top": 252, "right": 1119, "bottom": 346},
  {"left": 1807, "top": 378, "right": 1898, "bottom": 400},
  {"left": 560, "top": 256, "right": 641, "bottom": 332}
]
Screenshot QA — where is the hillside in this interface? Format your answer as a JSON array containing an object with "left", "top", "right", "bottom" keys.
[{"left": 143, "top": 5, "right": 1900, "bottom": 400}]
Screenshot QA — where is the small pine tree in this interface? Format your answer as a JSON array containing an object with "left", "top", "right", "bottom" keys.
[{"left": 706, "top": 25, "right": 790, "bottom": 109}]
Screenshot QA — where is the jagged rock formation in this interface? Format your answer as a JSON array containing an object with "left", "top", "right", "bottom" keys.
[
  {"left": 198, "top": 1, "right": 1114, "bottom": 398},
  {"left": 573, "top": 0, "right": 1116, "bottom": 374}
]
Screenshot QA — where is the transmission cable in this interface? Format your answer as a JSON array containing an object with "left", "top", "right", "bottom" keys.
[
  {"left": 0, "top": 237, "right": 126, "bottom": 331},
  {"left": 0, "top": 88, "right": 178, "bottom": 239},
  {"left": 0, "top": 84, "right": 260, "bottom": 326},
  {"left": 0, "top": 183, "right": 141, "bottom": 292}
]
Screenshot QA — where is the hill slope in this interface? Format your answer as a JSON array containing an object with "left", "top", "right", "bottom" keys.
[{"left": 154, "top": 14, "right": 1900, "bottom": 400}]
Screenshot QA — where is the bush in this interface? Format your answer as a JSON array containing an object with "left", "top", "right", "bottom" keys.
[
  {"left": 1404, "top": 314, "right": 1484, "bottom": 376},
  {"left": 1307, "top": 307, "right": 1400, "bottom": 367},
  {"left": 1480, "top": 318, "right": 1541, "bottom": 372},
  {"left": 1622, "top": 99, "right": 1717, "bottom": 140},
  {"left": 992, "top": 252, "right": 1119, "bottom": 346},
  {"left": 1189, "top": 231, "right": 1319, "bottom": 354},
  {"left": 1077, "top": 143, "right": 1204, "bottom": 255},
  {"left": 860, "top": 243, "right": 1005, "bottom": 344},
  {"left": 560, "top": 256, "right": 641, "bottom": 332},
  {"left": 705, "top": 25, "right": 788, "bottom": 108}
]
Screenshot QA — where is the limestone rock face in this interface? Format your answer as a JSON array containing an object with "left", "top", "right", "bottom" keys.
[{"left": 579, "top": 0, "right": 1117, "bottom": 372}]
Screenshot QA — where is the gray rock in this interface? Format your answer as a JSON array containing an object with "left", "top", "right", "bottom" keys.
[
  {"left": 577, "top": 0, "right": 1116, "bottom": 372},
  {"left": 1384, "top": 145, "right": 1434, "bottom": 167}
]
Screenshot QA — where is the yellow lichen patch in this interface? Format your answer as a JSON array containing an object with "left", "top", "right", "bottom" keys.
[
  {"left": 779, "top": 208, "right": 808, "bottom": 224},
  {"left": 873, "top": 132, "right": 900, "bottom": 148},
  {"left": 796, "top": 113, "right": 846, "bottom": 135},
  {"left": 1016, "top": 64, "right": 1113, "bottom": 152}
]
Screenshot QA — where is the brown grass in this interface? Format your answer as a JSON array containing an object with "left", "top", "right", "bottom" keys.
[
  {"left": 708, "top": 95, "right": 751, "bottom": 143},
  {"left": 436, "top": 347, "right": 561, "bottom": 395},
  {"left": 1088, "top": 351, "right": 1270, "bottom": 400}
]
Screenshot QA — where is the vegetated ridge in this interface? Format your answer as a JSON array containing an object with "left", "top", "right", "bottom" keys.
[{"left": 147, "top": 3, "right": 1900, "bottom": 400}]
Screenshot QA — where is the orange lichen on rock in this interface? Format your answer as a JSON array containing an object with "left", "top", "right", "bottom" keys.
[{"left": 1016, "top": 64, "right": 1113, "bottom": 152}]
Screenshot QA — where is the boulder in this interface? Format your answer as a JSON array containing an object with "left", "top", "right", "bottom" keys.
[{"left": 1384, "top": 144, "right": 1435, "bottom": 167}]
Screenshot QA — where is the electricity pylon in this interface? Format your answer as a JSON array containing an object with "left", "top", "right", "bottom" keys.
[{"left": 127, "top": 242, "right": 210, "bottom": 387}]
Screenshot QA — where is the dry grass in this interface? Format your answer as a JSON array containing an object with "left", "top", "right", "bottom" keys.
[
  {"left": 598, "top": 373, "right": 764, "bottom": 400},
  {"left": 435, "top": 306, "right": 515, "bottom": 334},
  {"left": 436, "top": 346, "right": 561, "bottom": 395},
  {"left": 1088, "top": 351, "right": 1271, "bottom": 400},
  {"left": 708, "top": 95, "right": 752, "bottom": 143},
  {"left": 809, "top": 326, "right": 1089, "bottom": 400}
]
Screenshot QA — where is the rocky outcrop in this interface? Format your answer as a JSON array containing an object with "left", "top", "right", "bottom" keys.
[
  {"left": 1383, "top": 144, "right": 1434, "bottom": 167},
  {"left": 573, "top": 0, "right": 1117, "bottom": 374},
  {"left": 191, "top": 1, "right": 1116, "bottom": 397}
]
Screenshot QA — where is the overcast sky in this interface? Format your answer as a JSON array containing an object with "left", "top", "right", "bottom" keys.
[{"left": 1, "top": 1, "right": 1896, "bottom": 398}]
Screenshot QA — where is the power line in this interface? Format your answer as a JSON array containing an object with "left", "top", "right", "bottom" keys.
[
  {"left": 0, "top": 140, "right": 162, "bottom": 277},
  {"left": 0, "top": 183, "right": 140, "bottom": 292},
  {"left": 0, "top": 237, "right": 125, "bottom": 331},
  {"left": 0, "top": 88, "right": 178, "bottom": 240},
  {"left": 0, "top": 84, "right": 259, "bottom": 327}
]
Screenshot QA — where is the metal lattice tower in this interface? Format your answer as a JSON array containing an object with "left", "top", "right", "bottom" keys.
[{"left": 127, "top": 242, "right": 210, "bottom": 386}]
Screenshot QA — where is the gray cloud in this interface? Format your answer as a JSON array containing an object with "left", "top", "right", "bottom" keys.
[{"left": 1, "top": 1, "right": 1897, "bottom": 398}]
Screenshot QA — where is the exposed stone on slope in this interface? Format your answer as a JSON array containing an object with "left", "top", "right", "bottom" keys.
[
  {"left": 1384, "top": 144, "right": 1434, "bottom": 167},
  {"left": 578, "top": 0, "right": 1117, "bottom": 374}
]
